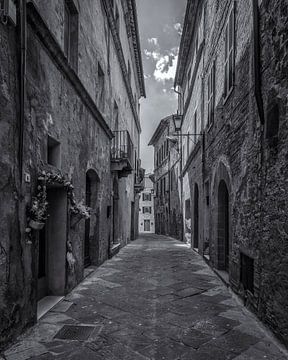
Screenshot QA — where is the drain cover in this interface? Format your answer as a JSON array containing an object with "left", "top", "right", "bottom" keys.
[{"left": 54, "top": 325, "right": 95, "bottom": 341}]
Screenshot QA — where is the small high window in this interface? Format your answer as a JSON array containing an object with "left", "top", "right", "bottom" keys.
[
  {"left": 265, "top": 102, "right": 279, "bottom": 147},
  {"left": 114, "top": 4, "right": 120, "bottom": 32},
  {"left": 64, "top": 0, "right": 79, "bottom": 71},
  {"left": 223, "top": 5, "right": 235, "bottom": 99},
  {"left": 208, "top": 62, "right": 215, "bottom": 126},
  {"left": 142, "top": 206, "right": 152, "bottom": 214},
  {"left": 47, "top": 136, "right": 61, "bottom": 168},
  {"left": 142, "top": 193, "right": 152, "bottom": 201},
  {"left": 127, "top": 61, "right": 131, "bottom": 84},
  {"left": 97, "top": 63, "right": 105, "bottom": 110}
]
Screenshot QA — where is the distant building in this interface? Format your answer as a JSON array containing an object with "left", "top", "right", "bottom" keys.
[
  {"left": 148, "top": 116, "right": 182, "bottom": 240},
  {"left": 139, "top": 175, "right": 155, "bottom": 233},
  {"left": 174, "top": 0, "right": 288, "bottom": 346},
  {"left": 0, "top": 0, "right": 145, "bottom": 349}
]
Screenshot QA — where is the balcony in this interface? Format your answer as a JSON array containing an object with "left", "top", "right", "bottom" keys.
[{"left": 111, "top": 130, "right": 134, "bottom": 177}]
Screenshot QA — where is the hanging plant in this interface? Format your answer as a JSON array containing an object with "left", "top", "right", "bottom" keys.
[
  {"left": 27, "top": 182, "right": 48, "bottom": 230},
  {"left": 27, "top": 170, "right": 92, "bottom": 231}
]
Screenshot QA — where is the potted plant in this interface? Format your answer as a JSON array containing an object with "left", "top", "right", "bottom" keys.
[
  {"left": 70, "top": 200, "right": 92, "bottom": 227},
  {"left": 28, "top": 185, "right": 48, "bottom": 230}
]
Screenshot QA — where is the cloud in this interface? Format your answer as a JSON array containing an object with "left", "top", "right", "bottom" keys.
[
  {"left": 144, "top": 49, "right": 161, "bottom": 61},
  {"left": 148, "top": 37, "right": 158, "bottom": 46},
  {"left": 153, "top": 47, "right": 179, "bottom": 83},
  {"left": 174, "top": 23, "right": 183, "bottom": 36}
]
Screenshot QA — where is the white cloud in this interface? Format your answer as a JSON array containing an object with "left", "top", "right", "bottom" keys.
[
  {"left": 174, "top": 23, "right": 183, "bottom": 36},
  {"left": 154, "top": 54, "right": 178, "bottom": 82},
  {"left": 144, "top": 49, "right": 161, "bottom": 61},
  {"left": 148, "top": 37, "right": 158, "bottom": 46}
]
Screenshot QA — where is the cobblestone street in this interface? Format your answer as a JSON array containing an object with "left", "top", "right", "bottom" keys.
[{"left": 2, "top": 235, "right": 287, "bottom": 360}]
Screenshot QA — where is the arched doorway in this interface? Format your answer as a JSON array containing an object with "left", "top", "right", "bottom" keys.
[
  {"left": 85, "top": 170, "right": 99, "bottom": 267},
  {"left": 193, "top": 184, "right": 199, "bottom": 249},
  {"left": 217, "top": 180, "right": 229, "bottom": 271}
]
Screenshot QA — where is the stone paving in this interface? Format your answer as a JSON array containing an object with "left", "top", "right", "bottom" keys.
[{"left": 2, "top": 234, "right": 288, "bottom": 360}]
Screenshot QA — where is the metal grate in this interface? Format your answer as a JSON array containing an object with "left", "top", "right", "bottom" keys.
[{"left": 54, "top": 325, "right": 95, "bottom": 341}]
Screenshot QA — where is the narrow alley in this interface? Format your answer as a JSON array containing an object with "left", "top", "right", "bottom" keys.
[{"left": 2, "top": 235, "right": 287, "bottom": 360}]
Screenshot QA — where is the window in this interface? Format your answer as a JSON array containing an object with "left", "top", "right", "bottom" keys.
[
  {"left": 142, "top": 193, "right": 151, "bottom": 201},
  {"left": 224, "top": 5, "right": 235, "bottom": 99},
  {"left": 97, "top": 63, "right": 105, "bottom": 110},
  {"left": 64, "top": 0, "right": 78, "bottom": 71},
  {"left": 194, "top": 110, "right": 198, "bottom": 143},
  {"left": 187, "top": 67, "right": 192, "bottom": 90},
  {"left": 143, "top": 206, "right": 152, "bottom": 214},
  {"left": 208, "top": 62, "right": 215, "bottom": 126},
  {"left": 127, "top": 61, "right": 131, "bottom": 84},
  {"left": 47, "top": 136, "right": 61, "bottom": 168},
  {"left": 114, "top": 4, "right": 120, "bottom": 32},
  {"left": 113, "top": 101, "right": 119, "bottom": 130},
  {"left": 265, "top": 102, "right": 279, "bottom": 147}
]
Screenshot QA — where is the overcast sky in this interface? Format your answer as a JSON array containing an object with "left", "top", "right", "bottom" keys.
[{"left": 136, "top": 0, "right": 187, "bottom": 173}]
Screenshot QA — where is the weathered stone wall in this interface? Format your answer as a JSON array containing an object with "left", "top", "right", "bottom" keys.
[
  {"left": 152, "top": 117, "right": 182, "bottom": 239},
  {"left": 255, "top": 0, "right": 288, "bottom": 344},
  {"left": 178, "top": 0, "right": 288, "bottom": 346},
  {"left": 0, "top": 21, "right": 35, "bottom": 349},
  {"left": 0, "top": 0, "right": 144, "bottom": 350}
]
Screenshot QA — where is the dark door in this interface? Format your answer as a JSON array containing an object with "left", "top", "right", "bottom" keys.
[
  {"left": 218, "top": 180, "right": 230, "bottom": 271},
  {"left": 84, "top": 176, "right": 91, "bottom": 267},
  {"left": 144, "top": 220, "right": 150, "bottom": 232},
  {"left": 130, "top": 201, "right": 135, "bottom": 240},
  {"left": 37, "top": 226, "right": 47, "bottom": 300},
  {"left": 194, "top": 184, "right": 199, "bottom": 249}
]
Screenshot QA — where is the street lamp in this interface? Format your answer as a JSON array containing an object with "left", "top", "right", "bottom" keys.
[{"left": 172, "top": 114, "right": 182, "bottom": 132}]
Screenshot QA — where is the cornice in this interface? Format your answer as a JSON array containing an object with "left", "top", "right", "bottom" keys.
[
  {"left": 122, "top": 0, "right": 146, "bottom": 97},
  {"left": 26, "top": 1, "right": 114, "bottom": 140},
  {"left": 174, "top": 0, "right": 202, "bottom": 87},
  {"left": 101, "top": 0, "right": 142, "bottom": 133},
  {"left": 148, "top": 115, "right": 172, "bottom": 146}
]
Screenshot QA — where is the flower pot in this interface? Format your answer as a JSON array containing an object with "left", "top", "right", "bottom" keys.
[
  {"left": 70, "top": 213, "right": 83, "bottom": 227},
  {"left": 29, "top": 219, "right": 45, "bottom": 230}
]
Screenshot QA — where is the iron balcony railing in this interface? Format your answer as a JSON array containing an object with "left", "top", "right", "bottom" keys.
[{"left": 111, "top": 130, "right": 134, "bottom": 168}]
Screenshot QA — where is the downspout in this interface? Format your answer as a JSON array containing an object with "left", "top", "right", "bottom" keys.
[
  {"left": 252, "top": 0, "right": 265, "bottom": 310},
  {"left": 252, "top": 0, "right": 264, "bottom": 124},
  {"left": 174, "top": 86, "right": 184, "bottom": 241},
  {"left": 19, "top": 0, "right": 27, "bottom": 186}
]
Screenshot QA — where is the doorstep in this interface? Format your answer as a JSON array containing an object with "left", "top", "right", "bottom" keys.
[
  {"left": 109, "top": 243, "right": 121, "bottom": 259},
  {"left": 37, "top": 296, "right": 64, "bottom": 320}
]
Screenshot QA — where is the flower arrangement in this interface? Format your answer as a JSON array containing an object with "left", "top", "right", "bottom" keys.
[
  {"left": 70, "top": 200, "right": 92, "bottom": 220},
  {"left": 27, "top": 169, "right": 92, "bottom": 232}
]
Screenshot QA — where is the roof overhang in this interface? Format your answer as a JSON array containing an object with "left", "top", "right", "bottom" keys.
[
  {"left": 148, "top": 115, "right": 172, "bottom": 146},
  {"left": 174, "top": 0, "right": 202, "bottom": 88}
]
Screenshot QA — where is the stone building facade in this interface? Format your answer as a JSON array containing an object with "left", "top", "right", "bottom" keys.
[
  {"left": 0, "top": 0, "right": 145, "bottom": 349},
  {"left": 174, "top": 0, "right": 288, "bottom": 345},
  {"left": 139, "top": 175, "right": 155, "bottom": 234},
  {"left": 149, "top": 116, "right": 182, "bottom": 240}
]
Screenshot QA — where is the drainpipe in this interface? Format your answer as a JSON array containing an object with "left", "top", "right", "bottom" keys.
[
  {"left": 174, "top": 86, "right": 184, "bottom": 241},
  {"left": 252, "top": 0, "right": 264, "bottom": 125},
  {"left": 19, "top": 0, "right": 27, "bottom": 185},
  {"left": 252, "top": 0, "right": 265, "bottom": 310}
]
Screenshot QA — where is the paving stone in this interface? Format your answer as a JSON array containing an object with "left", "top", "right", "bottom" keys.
[{"left": 3, "top": 234, "right": 286, "bottom": 360}]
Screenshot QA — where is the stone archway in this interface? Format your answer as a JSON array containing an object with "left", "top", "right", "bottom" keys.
[
  {"left": 193, "top": 183, "right": 199, "bottom": 249},
  {"left": 217, "top": 180, "right": 230, "bottom": 271},
  {"left": 211, "top": 158, "right": 232, "bottom": 272}
]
